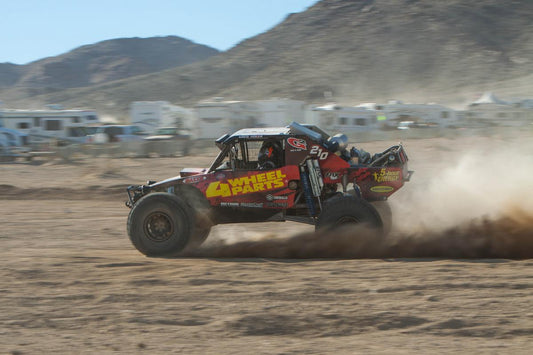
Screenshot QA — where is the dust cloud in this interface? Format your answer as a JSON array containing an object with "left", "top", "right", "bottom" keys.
[
  {"left": 392, "top": 140, "right": 533, "bottom": 233},
  {"left": 185, "top": 139, "right": 533, "bottom": 259}
]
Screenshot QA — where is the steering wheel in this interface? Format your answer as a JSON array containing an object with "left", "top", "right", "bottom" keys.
[{"left": 258, "top": 160, "right": 276, "bottom": 170}]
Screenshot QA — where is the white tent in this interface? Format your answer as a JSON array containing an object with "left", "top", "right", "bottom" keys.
[{"left": 471, "top": 92, "right": 508, "bottom": 105}]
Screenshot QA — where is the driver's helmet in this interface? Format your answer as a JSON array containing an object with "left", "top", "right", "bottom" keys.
[{"left": 258, "top": 140, "right": 281, "bottom": 166}]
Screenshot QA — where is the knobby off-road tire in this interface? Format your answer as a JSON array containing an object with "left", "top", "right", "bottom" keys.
[
  {"left": 127, "top": 192, "right": 194, "bottom": 256},
  {"left": 188, "top": 214, "right": 212, "bottom": 249},
  {"left": 173, "top": 187, "right": 213, "bottom": 249},
  {"left": 316, "top": 195, "right": 384, "bottom": 235},
  {"left": 347, "top": 189, "right": 393, "bottom": 236},
  {"left": 370, "top": 200, "right": 392, "bottom": 236}
]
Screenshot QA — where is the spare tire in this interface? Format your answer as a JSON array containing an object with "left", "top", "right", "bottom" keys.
[
  {"left": 127, "top": 192, "right": 194, "bottom": 256},
  {"left": 316, "top": 194, "right": 383, "bottom": 234}
]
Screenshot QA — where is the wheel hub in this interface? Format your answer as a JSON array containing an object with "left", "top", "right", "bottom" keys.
[
  {"left": 144, "top": 212, "right": 174, "bottom": 242},
  {"left": 336, "top": 216, "right": 359, "bottom": 226}
]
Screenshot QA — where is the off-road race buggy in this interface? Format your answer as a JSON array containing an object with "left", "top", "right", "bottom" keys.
[{"left": 126, "top": 122, "right": 413, "bottom": 256}]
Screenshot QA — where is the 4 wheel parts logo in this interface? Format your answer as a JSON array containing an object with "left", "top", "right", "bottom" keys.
[{"left": 206, "top": 169, "right": 287, "bottom": 198}]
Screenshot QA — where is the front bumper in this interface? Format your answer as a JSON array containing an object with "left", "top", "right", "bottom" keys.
[{"left": 126, "top": 184, "right": 151, "bottom": 208}]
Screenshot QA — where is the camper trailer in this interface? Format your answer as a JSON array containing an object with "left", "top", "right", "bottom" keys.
[
  {"left": 254, "top": 99, "right": 306, "bottom": 127},
  {"left": 306, "top": 104, "right": 378, "bottom": 132},
  {"left": 194, "top": 99, "right": 257, "bottom": 139},
  {"left": 130, "top": 101, "right": 195, "bottom": 135},
  {"left": 194, "top": 98, "right": 307, "bottom": 139},
  {"left": 0, "top": 108, "right": 100, "bottom": 145}
]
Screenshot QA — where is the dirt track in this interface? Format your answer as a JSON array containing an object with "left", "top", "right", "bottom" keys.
[{"left": 1, "top": 132, "right": 532, "bottom": 354}]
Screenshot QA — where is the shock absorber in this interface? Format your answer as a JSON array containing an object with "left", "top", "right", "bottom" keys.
[{"left": 300, "top": 165, "right": 316, "bottom": 216}]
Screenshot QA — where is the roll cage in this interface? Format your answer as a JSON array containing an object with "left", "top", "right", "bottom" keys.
[{"left": 209, "top": 137, "right": 286, "bottom": 172}]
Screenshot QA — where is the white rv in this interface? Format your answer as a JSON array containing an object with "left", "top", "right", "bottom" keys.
[
  {"left": 0, "top": 108, "right": 100, "bottom": 144},
  {"left": 194, "top": 99, "right": 254, "bottom": 139},
  {"left": 306, "top": 104, "right": 378, "bottom": 132},
  {"left": 254, "top": 99, "right": 306, "bottom": 127},
  {"left": 194, "top": 98, "right": 307, "bottom": 139},
  {"left": 130, "top": 101, "right": 195, "bottom": 135}
]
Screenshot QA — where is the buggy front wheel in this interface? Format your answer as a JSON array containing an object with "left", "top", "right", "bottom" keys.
[{"left": 127, "top": 193, "right": 194, "bottom": 256}]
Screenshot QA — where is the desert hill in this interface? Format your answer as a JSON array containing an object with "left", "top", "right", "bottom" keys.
[
  {"left": 0, "top": 36, "right": 219, "bottom": 91},
  {"left": 2, "top": 0, "right": 532, "bottom": 118}
]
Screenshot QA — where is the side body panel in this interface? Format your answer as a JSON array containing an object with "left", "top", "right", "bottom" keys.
[
  {"left": 182, "top": 166, "right": 300, "bottom": 209},
  {"left": 350, "top": 167, "right": 405, "bottom": 200}
]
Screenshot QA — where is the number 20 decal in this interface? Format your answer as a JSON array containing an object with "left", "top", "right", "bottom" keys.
[{"left": 310, "top": 145, "right": 329, "bottom": 160}]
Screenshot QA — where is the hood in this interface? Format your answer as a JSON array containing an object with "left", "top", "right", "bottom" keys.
[{"left": 180, "top": 168, "right": 207, "bottom": 177}]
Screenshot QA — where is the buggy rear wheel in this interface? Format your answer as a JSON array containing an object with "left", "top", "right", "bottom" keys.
[
  {"left": 347, "top": 189, "right": 393, "bottom": 236},
  {"left": 127, "top": 193, "right": 194, "bottom": 256},
  {"left": 371, "top": 200, "right": 392, "bottom": 236},
  {"left": 316, "top": 195, "right": 383, "bottom": 234}
]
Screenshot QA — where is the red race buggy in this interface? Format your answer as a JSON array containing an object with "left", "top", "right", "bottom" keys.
[{"left": 126, "top": 122, "right": 413, "bottom": 256}]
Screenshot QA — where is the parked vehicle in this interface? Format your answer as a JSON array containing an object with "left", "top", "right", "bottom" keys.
[
  {"left": 54, "top": 126, "right": 100, "bottom": 145},
  {"left": 130, "top": 101, "right": 195, "bottom": 135},
  {"left": 0, "top": 108, "right": 100, "bottom": 145},
  {"left": 126, "top": 122, "right": 413, "bottom": 256},
  {"left": 89, "top": 125, "right": 147, "bottom": 144},
  {"left": 143, "top": 127, "right": 191, "bottom": 156},
  {"left": 0, "top": 128, "right": 31, "bottom": 156},
  {"left": 397, "top": 121, "right": 414, "bottom": 130},
  {"left": 144, "top": 127, "right": 191, "bottom": 142}
]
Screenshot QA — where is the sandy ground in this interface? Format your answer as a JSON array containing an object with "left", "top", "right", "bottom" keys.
[{"left": 1, "top": 129, "right": 532, "bottom": 354}]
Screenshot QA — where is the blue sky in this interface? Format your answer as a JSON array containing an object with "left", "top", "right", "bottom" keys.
[{"left": 1, "top": 0, "right": 317, "bottom": 65}]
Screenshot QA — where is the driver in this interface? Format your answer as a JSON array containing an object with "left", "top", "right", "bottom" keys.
[
  {"left": 257, "top": 140, "right": 281, "bottom": 170},
  {"left": 347, "top": 146, "right": 372, "bottom": 165}
]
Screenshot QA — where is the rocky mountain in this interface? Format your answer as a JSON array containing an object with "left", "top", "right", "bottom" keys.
[
  {"left": 0, "top": 36, "right": 219, "bottom": 90},
  {"left": 0, "top": 63, "right": 24, "bottom": 88},
  {"left": 3, "top": 0, "right": 532, "bottom": 118}
]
